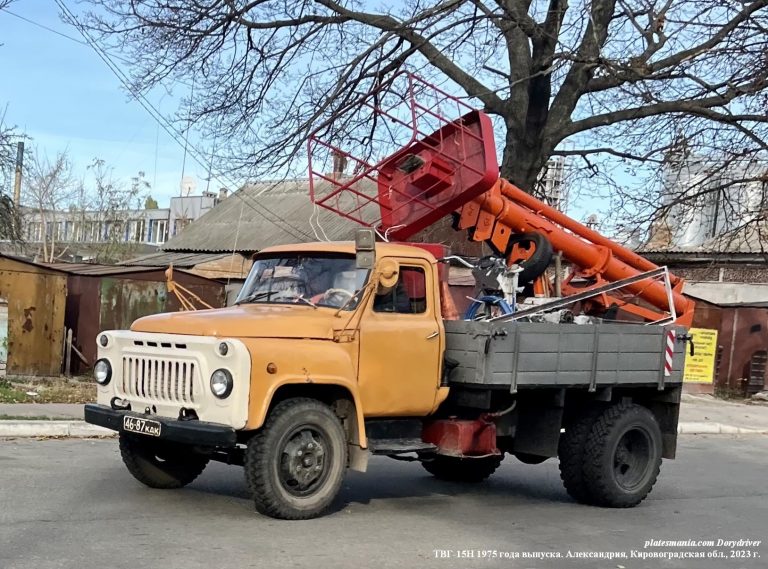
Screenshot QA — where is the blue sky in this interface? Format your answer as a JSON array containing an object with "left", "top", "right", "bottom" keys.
[{"left": 0, "top": 2, "right": 229, "bottom": 208}]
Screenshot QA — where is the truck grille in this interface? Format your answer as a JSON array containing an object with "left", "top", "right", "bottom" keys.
[{"left": 121, "top": 356, "right": 197, "bottom": 404}]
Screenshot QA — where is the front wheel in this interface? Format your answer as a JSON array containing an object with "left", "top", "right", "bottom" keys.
[
  {"left": 582, "top": 403, "right": 662, "bottom": 507},
  {"left": 422, "top": 455, "right": 503, "bottom": 483},
  {"left": 244, "top": 398, "right": 348, "bottom": 520},
  {"left": 119, "top": 433, "right": 209, "bottom": 489}
]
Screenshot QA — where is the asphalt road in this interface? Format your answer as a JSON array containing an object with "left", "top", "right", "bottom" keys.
[{"left": 0, "top": 436, "right": 765, "bottom": 569}]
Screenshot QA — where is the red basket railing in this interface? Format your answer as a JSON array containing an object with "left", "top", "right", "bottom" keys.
[{"left": 308, "top": 73, "right": 499, "bottom": 240}]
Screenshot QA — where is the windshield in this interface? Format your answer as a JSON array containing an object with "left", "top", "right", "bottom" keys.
[{"left": 236, "top": 253, "right": 368, "bottom": 309}]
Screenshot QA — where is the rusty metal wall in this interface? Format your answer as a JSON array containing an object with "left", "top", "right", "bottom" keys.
[
  {"left": 65, "top": 270, "right": 224, "bottom": 368},
  {"left": 64, "top": 275, "right": 101, "bottom": 370},
  {"left": 99, "top": 278, "right": 167, "bottom": 331},
  {"left": 112, "top": 270, "right": 225, "bottom": 312},
  {"left": 0, "top": 257, "right": 67, "bottom": 375}
]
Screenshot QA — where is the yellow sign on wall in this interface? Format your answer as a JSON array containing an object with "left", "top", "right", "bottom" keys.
[{"left": 683, "top": 328, "right": 718, "bottom": 383}]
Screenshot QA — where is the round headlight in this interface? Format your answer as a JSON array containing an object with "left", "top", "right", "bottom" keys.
[
  {"left": 94, "top": 359, "right": 112, "bottom": 385},
  {"left": 210, "top": 369, "right": 233, "bottom": 398}
]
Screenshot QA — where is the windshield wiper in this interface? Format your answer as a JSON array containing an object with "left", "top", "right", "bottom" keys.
[
  {"left": 236, "top": 290, "right": 277, "bottom": 305},
  {"left": 296, "top": 295, "right": 318, "bottom": 309}
]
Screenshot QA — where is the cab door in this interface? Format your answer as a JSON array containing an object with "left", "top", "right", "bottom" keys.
[{"left": 356, "top": 259, "right": 443, "bottom": 416}]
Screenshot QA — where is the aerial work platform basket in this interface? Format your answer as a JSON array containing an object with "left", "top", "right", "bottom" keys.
[{"left": 307, "top": 73, "right": 498, "bottom": 241}]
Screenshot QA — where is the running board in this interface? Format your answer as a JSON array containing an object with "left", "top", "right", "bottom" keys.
[{"left": 368, "top": 438, "right": 437, "bottom": 455}]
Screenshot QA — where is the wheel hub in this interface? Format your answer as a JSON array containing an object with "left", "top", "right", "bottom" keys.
[
  {"left": 280, "top": 429, "right": 327, "bottom": 495},
  {"left": 613, "top": 428, "right": 652, "bottom": 491}
]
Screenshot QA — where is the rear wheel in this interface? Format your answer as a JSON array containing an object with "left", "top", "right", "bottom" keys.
[
  {"left": 119, "top": 433, "right": 208, "bottom": 489},
  {"left": 558, "top": 408, "right": 602, "bottom": 503},
  {"left": 244, "top": 398, "right": 348, "bottom": 520},
  {"left": 422, "top": 455, "right": 503, "bottom": 483},
  {"left": 582, "top": 403, "right": 662, "bottom": 507}
]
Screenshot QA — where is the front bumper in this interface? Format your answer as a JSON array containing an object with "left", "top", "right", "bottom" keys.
[{"left": 84, "top": 403, "right": 237, "bottom": 447}]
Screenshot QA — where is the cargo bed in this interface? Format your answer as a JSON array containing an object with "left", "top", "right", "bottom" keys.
[{"left": 444, "top": 320, "right": 686, "bottom": 392}]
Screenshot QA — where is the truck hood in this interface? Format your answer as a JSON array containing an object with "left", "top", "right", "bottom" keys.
[{"left": 130, "top": 304, "right": 339, "bottom": 340}]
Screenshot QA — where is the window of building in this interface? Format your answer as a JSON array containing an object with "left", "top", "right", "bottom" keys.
[
  {"left": 26, "top": 222, "right": 40, "bottom": 241},
  {"left": 136, "top": 219, "right": 146, "bottom": 242},
  {"left": 373, "top": 266, "right": 427, "bottom": 314},
  {"left": 150, "top": 219, "right": 168, "bottom": 243}
]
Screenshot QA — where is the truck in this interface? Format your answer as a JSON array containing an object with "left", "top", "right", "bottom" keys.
[{"left": 84, "top": 75, "right": 694, "bottom": 519}]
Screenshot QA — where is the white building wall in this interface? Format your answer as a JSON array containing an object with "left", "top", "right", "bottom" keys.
[
  {"left": 538, "top": 156, "right": 568, "bottom": 212},
  {"left": 660, "top": 154, "right": 767, "bottom": 248}
]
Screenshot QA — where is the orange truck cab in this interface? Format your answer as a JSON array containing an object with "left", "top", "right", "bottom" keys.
[{"left": 85, "top": 236, "right": 688, "bottom": 519}]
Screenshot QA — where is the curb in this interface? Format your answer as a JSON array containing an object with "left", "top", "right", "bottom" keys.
[
  {"left": 677, "top": 422, "right": 768, "bottom": 435},
  {"left": 0, "top": 421, "right": 115, "bottom": 438}
]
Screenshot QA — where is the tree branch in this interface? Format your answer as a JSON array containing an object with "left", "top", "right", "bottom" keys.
[
  {"left": 315, "top": 0, "right": 504, "bottom": 111},
  {"left": 585, "top": 0, "right": 768, "bottom": 94},
  {"left": 566, "top": 73, "right": 768, "bottom": 136},
  {"left": 547, "top": 0, "right": 618, "bottom": 134}
]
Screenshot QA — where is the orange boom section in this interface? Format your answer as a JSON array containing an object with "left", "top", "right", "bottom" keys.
[{"left": 454, "top": 179, "right": 694, "bottom": 326}]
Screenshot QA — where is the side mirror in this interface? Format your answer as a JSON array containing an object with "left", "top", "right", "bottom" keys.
[
  {"left": 355, "top": 228, "right": 376, "bottom": 270},
  {"left": 376, "top": 258, "right": 399, "bottom": 294}
]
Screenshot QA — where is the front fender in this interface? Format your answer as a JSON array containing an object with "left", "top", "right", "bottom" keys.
[{"left": 241, "top": 338, "right": 367, "bottom": 447}]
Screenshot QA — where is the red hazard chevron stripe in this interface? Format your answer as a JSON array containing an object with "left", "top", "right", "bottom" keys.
[{"left": 664, "top": 331, "right": 675, "bottom": 376}]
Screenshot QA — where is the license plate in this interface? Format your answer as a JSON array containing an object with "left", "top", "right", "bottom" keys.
[{"left": 123, "top": 415, "right": 162, "bottom": 437}]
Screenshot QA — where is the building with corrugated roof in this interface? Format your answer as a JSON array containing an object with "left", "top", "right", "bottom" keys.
[{"left": 160, "top": 179, "right": 488, "bottom": 260}]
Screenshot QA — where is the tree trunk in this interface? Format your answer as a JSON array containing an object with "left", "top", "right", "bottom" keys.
[
  {"left": 499, "top": 131, "right": 549, "bottom": 193},
  {"left": 49, "top": 211, "right": 56, "bottom": 263},
  {"left": 39, "top": 208, "right": 48, "bottom": 263}
]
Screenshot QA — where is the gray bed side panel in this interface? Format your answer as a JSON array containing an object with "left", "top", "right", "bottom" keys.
[{"left": 444, "top": 320, "right": 686, "bottom": 388}]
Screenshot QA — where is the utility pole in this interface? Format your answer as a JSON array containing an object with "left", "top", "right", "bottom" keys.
[{"left": 13, "top": 141, "right": 23, "bottom": 206}]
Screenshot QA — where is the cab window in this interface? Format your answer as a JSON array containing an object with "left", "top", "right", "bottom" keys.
[{"left": 373, "top": 266, "right": 427, "bottom": 314}]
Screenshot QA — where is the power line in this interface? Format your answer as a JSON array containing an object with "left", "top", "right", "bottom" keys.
[
  {"left": 1, "top": 7, "right": 135, "bottom": 68},
  {"left": 54, "top": 0, "right": 315, "bottom": 242},
  {"left": 2, "top": 8, "right": 87, "bottom": 45}
]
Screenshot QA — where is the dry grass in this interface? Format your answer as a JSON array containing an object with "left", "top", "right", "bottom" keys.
[{"left": 0, "top": 376, "right": 96, "bottom": 404}]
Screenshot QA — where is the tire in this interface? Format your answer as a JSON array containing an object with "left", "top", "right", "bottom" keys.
[
  {"left": 119, "top": 433, "right": 209, "bottom": 489},
  {"left": 244, "top": 398, "right": 348, "bottom": 520},
  {"left": 422, "top": 455, "right": 503, "bottom": 483},
  {"left": 504, "top": 232, "right": 553, "bottom": 283},
  {"left": 558, "top": 408, "right": 602, "bottom": 503},
  {"left": 582, "top": 403, "right": 662, "bottom": 508}
]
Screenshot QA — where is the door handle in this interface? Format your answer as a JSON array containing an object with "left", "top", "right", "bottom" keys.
[{"left": 426, "top": 331, "right": 439, "bottom": 339}]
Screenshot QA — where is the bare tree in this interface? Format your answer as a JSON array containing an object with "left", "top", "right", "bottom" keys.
[
  {"left": 26, "top": 150, "right": 75, "bottom": 262},
  {"left": 79, "top": 0, "right": 768, "bottom": 238},
  {"left": 80, "top": 159, "right": 150, "bottom": 263},
  {"left": 0, "top": 194, "right": 21, "bottom": 242}
]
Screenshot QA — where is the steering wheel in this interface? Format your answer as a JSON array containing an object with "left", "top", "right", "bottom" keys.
[{"left": 323, "top": 288, "right": 354, "bottom": 306}]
